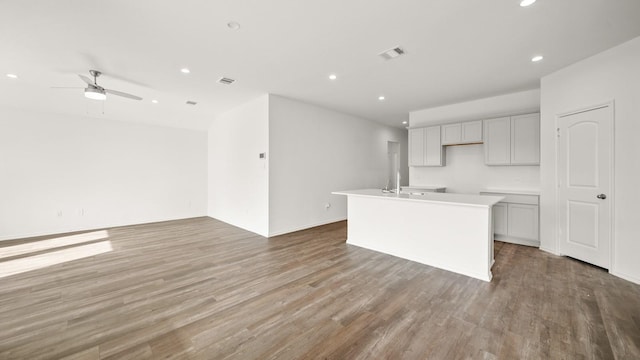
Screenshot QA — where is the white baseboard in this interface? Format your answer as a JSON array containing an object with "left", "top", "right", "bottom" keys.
[
  {"left": 206, "top": 215, "right": 269, "bottom": 237},
  {"left": 610, "top": 269, "right": 640, "bottom": 285},
  {"left": 494, "top": 235, "right": 540, "bottom": 248},
  {"left": 0, "top": 214, "right": 208, "bottom": 242},
  {"left": 268, "top": 217, "right": 347, "bottom": 237},
  {"left": 539, "top": 246, "right": 561, "bottom": 256}
]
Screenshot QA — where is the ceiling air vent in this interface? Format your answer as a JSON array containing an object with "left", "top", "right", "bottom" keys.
[
  {"left": 218, "top": 77, "right": 235, "bottom": 85},
  {"left": 186, "top": 101, "right": 197, "bottom": 106},
  {"left": 378, "top": 46, "right": 405, "bottom": 60}
]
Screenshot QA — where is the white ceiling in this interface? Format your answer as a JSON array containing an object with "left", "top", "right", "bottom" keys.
[{"left": 2, "top": 0, "right": 640, "bottom": 130}]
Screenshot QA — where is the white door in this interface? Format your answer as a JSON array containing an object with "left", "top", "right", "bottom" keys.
[
  {"left": 558, "top": 105, "right": 613, "bottom": 268},
  {"left": 387, "top": 141, "right": 400, "bottom": 189}
]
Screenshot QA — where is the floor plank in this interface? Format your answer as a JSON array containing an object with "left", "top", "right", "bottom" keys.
[{"left": 1, "top": 217, "right": 639, "bottom": 359}]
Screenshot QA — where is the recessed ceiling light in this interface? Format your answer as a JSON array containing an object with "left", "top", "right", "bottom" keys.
[
  {"left": 328, "top": 74, "right": 337, "bottom": 80},
  {"left": 6, "top": 74, "right": 18, "bottom": 79},
  {"left": 181, "top": 68, "right": 190, "bottom": 74},
  {"left": 520, "top": 0, "right": 537, "bottom": 7},
  {"left": 402, "top": 121, "right": 408, "bottom": 125},
  {"left": 227, "top": 21, "right": 241, "bottom": 30},
  {"left": 531, "top": 55, "right": 544, "bottom": 62},
  {"left": 378, "top": 96, "right": 385, "bottom": 101},
  {"left": 151, "top": 99, "right": 158, "bottom": 104}
]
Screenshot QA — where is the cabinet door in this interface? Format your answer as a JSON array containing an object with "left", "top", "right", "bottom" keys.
[
  {"left": 511, "top": 113, "right": 540, "bottom": 165},
  {"left": 507, "top": 204, "right": 539, "bottom": 240},
  {"left": 424, "top": 126, "right": 444, "bottom": 166},
  {"left": 408, "top": 128, "right": 425, "bottom": 166},
  {"left": 441, "top": 124, "right": 461, "bottom": 145},
  {"left": 493, "top": 203, "right": 508, "bottom": 236},
  {"left": 484, "top": 117, "right": 511, "bottom": 165},
  {"left": 461, "top": 120, "right": 483, "bottom": 143}
]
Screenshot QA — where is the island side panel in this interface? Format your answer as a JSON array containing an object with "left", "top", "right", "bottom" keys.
[{"left": 346, "top": 195, "right": 492, "bottom": 281}]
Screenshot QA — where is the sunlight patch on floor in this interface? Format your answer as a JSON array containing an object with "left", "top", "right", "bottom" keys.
[
  {"left": 0, "top": 230, "right": 109, "bottom": 260},
  {"left": 0, "top": 240, "right": 113, "bottom": 278}
]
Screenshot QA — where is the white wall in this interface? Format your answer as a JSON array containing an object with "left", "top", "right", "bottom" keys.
[
  {"left": 410, "top": 145, "right": 540, "bottom": 194},
  {"left": 0, "top": 108, "right": 208, "bottom": 241},
  {"left": 540, "top": 36, "right": 640, "bottom": 284},
  {"left": 409, "top": 90, "right": 540, "bottom": 194},
  {"left": 207, "top": 95, "right": 270, "bottom": 237},
  {"left": 268, "top": 95, "right": 408, "bottom": 236},
  {"left": 410, "top": 89, "right": 540, "bottom": 126}
]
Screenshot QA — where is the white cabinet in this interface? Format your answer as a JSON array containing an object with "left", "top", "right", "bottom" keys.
[
  {"left": 409, "top": 128, "right": 425, "bottom": 166},
  {"left": 461, "top": 120, "right": 483, "bottom": 143},
  {"left": 483, "top": 117, "right": 511, "bottom": 165},
  {"left": 493, "top": 202, "right": 508, "bottom": 235},
  {"left": 441, "top": 124, "right": 461, "bottom": 145},
  {"left": 507, "top": 203, "right": 539, "bottom": 240},
  {"left": 481, "top": 191, "right": 539, "bottom": 247},
  {"left": 408, "top": 126, "right": 444, "bottom": 166},
  {"left": 424, "top": 126, "right": 443, "bottom": 166},
  {"left": 511, "top": 113, "right": 540, "bottom": 165},
  {"left": 408, "top": 112, "right": 537, "bottom": 168},
  {"left": 441, "top": 121, "right": 483, "bottom": 145},
  {"left": 484, "top": 113, "right": 539, "bottom": 165}
]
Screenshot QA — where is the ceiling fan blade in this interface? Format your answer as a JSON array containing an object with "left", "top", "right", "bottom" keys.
[
  {"left": 105, "top": 88, "right": 143, "bottom": 101},
  {"left": 78, "top": 74, "right": 93, "bottom": 85}
]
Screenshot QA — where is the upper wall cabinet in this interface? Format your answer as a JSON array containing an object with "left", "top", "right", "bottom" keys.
[
  {"left": 409, "top": 127, "right": 425, "bottom": 166},
  {"left": 441, "top": 120, "right": 483, "bottom": 145},
  {"left": 484, "top": 113, "right": 540, "bottom": 166},
  {"left": 425, "top": 126, "right": 445, "bottom": 166},
  {"left": 409, "top": 126, "right": 445, "bottom": 167},
  {"left": 483, "top": 117, "right": 511, "bottom": 165},
  {"left": 511, "top": 113, "right": 540, "bottom": 165}
]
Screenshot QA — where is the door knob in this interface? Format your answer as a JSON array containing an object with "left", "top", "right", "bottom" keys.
[{"left": 596, "top": 194, "right": 607, "bottom": 199}]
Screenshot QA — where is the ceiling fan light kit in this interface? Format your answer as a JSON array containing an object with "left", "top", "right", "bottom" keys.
[
  {"left": 55, "top": 69, "right": 143, "bottom": 101},
  {"left": 84, "top": 87, "right": 107, "bottom": 100}
]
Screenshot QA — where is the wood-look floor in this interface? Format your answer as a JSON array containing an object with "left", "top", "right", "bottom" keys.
[{"left": 1, "top": 218, "right": 639, "bottom": 359}]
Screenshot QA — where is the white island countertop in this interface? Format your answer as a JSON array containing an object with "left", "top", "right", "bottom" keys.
[
  {"left": 333, "top": 188, "right": 504, "bottom": 281},
  {"left": 480, "top": 188, "right": 540, "bottom": 196},
  {"left": 332, "top": 189, "right": 504, "bottom": 207}
]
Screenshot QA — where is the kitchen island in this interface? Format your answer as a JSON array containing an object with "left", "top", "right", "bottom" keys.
[{"left": 332, "top": 189, "right": 504, "bottom": 281}]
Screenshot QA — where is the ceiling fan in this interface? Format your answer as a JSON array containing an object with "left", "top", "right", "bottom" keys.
[{"left": 53, "top": 70, "right": 143, "bottom": 101}]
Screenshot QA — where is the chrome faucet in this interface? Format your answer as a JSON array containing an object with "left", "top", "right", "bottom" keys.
[{"left": 382, "top": 172, "right": 402, "bottom": 194}]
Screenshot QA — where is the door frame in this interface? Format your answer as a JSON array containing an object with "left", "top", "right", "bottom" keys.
[{"left": 555, "top": 101, "right": 615, "bottom": 270}]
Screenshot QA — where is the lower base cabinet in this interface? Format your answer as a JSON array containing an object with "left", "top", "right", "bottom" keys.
[
  {"left": 492, "top": 203, "right": 508, "bottom": 235},
  {"left": 481, "top": 191, "right": 539, "bottom": 247},
  {"left": 507, "top": 203, "right": 538, "bottom": 240}
]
